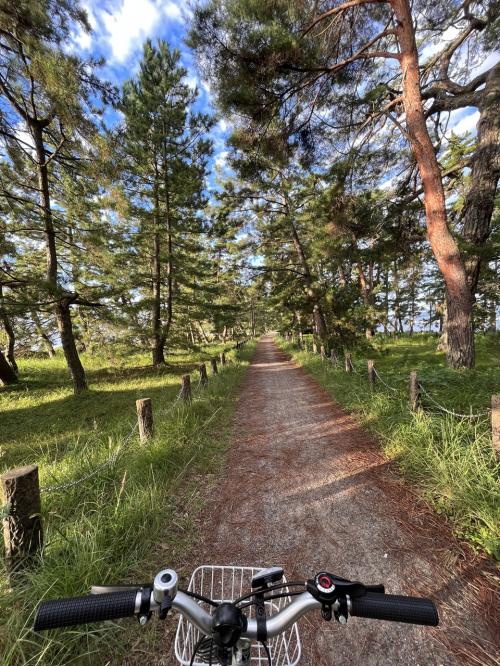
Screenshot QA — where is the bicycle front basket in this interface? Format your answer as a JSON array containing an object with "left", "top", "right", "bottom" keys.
[{"left": 174, "top": 565, "right": 302, "bottom": 666}]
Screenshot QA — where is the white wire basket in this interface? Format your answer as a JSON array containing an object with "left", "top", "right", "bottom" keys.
[{"left": 174, "top": 565, "right": 302, "bottom": 666}]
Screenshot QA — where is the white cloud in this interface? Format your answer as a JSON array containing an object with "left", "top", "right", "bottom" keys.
[
  {"left": 185, "top": 74, "right": 199, "bottom": 90},
  {"left": 214, "top": 150, "right": 228, "bottom": 170},
  {"left": 472, "top": 51, "right": 500, "bottom": 77},
  {"left": 218, "top": 118, "right": 228, "bottom": 132},
  {"left": 162, "top": 1, "right": 183, "bottom": 21},
  {"left": 420, "top": 26, "right": 460, "bottom": 62},
  {"left": 99, "top": 0, "right": 187, "bottom": 63},
  {"left": 447, "top": 109, "right": 479, "bottom": 138}
]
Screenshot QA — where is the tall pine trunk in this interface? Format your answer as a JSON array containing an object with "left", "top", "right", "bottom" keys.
[
  {"left": 288, "top": 217, "right": 328, "bottom": 341},
  {"left": 32, "top": 122, "right": 87, "bottom": 392},
  {"left": 0, "top": 349, "right": 17, "bottom": 385},
  {"left": 0, "top": 285, "right": 17, "bottom": 373},
  {"left": 164, "top": 187, "right": 173, "bottom": 344},
  {"left": 391, "top": 0, "right": 474, "bottom": 368},
  {"left": 151, "top": 177, "right": 165, "bottom": 366},
  {"left": 462, "top": 63, "right": 500, "bottom": 297}
]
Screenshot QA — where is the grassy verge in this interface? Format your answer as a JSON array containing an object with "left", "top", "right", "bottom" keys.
[
  {"left": 278, "top": 334, "right": 499, "bottom": 560},
  {"left": 0, "top": 342, "right": 255, "bottom": 665}
]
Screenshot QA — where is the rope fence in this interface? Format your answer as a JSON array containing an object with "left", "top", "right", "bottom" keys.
[
  {"left": 1, "top": 340, "right": 248, "bottom": 571},
  {"left": 284, "top": 334, "right": 498, "bottom": 455}
]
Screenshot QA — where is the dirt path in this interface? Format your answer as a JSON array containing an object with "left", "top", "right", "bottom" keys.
[{"left": 162, "top": 336, "right": 498, "bottom": 665}]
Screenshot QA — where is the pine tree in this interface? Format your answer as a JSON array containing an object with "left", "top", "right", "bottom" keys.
[
  {"left": 118, "top": 40, "right": 213, "bottom": 364},
  {"left": 0, "top": 0, "right": 114, "bottom": 392}
]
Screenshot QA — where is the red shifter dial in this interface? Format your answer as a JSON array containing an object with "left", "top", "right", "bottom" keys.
[{"left": 316, "top": 573, "right": 335, "bottom": 595}]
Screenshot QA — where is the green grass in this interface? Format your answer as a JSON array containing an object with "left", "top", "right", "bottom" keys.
[
  {"left": 0, "top": 342, "right": 255, "bottom": 665},
  {"left": 279, "top": 333, "right": 500, "bottom": 560}
]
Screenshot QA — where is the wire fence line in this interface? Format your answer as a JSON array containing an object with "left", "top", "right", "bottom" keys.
[
  {"left": 372, "top": 367, "right": 399, "bottom": 393},
  {"left": 417, "top": 382, "right": 491, "bottom": 419},
  {"left": 39, "top": 349, "right": 240, "bottom": 495},
  {"left": 292, "top": 340, "right": 492, "bottom": 423}
]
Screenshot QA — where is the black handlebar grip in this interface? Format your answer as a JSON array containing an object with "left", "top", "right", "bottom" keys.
[
  {"left": 34, "top": 590, "right": 138, "bottom": 631},
  {"left": 350, "top": 592, "right": 439, "bottom": 626}
]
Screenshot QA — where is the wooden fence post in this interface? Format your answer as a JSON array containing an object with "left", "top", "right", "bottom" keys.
[
  {"left": 344, "top": 352, "right": 353, "bottom": 373},
  {"left": 181, "top": 374, "right": 192, "bottom": 403},
  {"left": 219, "top": 352, "right": 226, "bottom": 366},
  {"left": 320, "top": 345, "right": 326, "bottom": 360},
  {"left": 199, "top": 362, "right": 208, "bottom": 387},
  {"left": 1, "top": 465, "right": 43, "bottom": 570},
  {"left": 136, "top": 398, "right": 153, "bottom": 443},
  {"left": 211, "top": 358, "right": 218, "bottom": 374},
  {"left": 330, "top": 349, "right": 337, "bottom": 366},
  {"left": 492, "top": 395, "right": 500, "bottom": 456},
  {"left": 367, "top": 360, "right": 375, "bottom": 387},
  {"left": 409, "top": 371, "right": 420, "bottom": 411},
  {"left": 312, "top": 341, "right": 318, "bottom": 354}
]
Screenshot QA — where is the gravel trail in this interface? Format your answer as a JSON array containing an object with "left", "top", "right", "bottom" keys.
[{"left": 161, "top": 335, "right": 498, "bottom": 666}]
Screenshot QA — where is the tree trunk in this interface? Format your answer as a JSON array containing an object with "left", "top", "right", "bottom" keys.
[
  {"left": 151, "top": 173, "right": 165, "bottom": 366},
  {"left": 164, "top": 188, "right": 174, "bottom": 343},
  {"left": 32, "top": 311, "right": 56, "bottom": 358},
  {"left": 357, "top": 262, "right": 374, "bottom": 338},
  {"left": 0, "top": 349, "right": 17, "bottom": 385},
  {"left": 2, "top": 315, "right": 17, "bottom": 373},
  {"left": 391, "top": 0, "right": 474, "bottom": 368},
  {"left": 461, "top": 62, "right": 500, "bottom": 297},
  {"left": 31, "top": 121, "right": 88, "bottom": 390},
  {"left": 0, "top": 286, "right": 17, "bottom": 373},
  {"left": 56, "top": 299, "right": 87, "bottom": 392},
  {"left": 288, "top": 217, "right": 328, "bottom": 341}
]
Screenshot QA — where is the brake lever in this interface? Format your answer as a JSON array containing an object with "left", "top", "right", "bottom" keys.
[{"left": 307, "top": 572, "right": 383, "bottom": 625}]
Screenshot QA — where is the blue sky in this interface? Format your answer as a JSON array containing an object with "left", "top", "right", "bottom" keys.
[
  {"left": 70, "top": 0, "right": 231, "bottom": 176},
  {"left": 70, "top": 0, "right": 498, "bottom": 196}
]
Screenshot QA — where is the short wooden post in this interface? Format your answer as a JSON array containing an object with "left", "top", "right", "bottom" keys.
[
  {"left": 199, "top": 362, "right": 208, "bottom": 386},
  {"left": 211, "top": 358, "right": 218, "bottom": 374},
  {"left": 344, "top": 352, "right": 353, "bottom": 373},
  {"left": 312, "top": 341, "right": 318, "bottom": 354},
  {"left": 320, "top": 345, "right": 326, "bottom": 360},
  {"left": 367, "top": 360, "right": 375, "bottom": 387},
  {"left": 136, "top": 398, "right": 153, "bottom": 443},
  {"left": 409, "top": 371, "right": 420, "bottom": 411},
  {"left": 219, "top": 352, "right": 226, "bottom": 366},
  {"left": 492, "top": 396, "right": 500, "bottom": 456},
  {"left": 330, "top": 349, "right": 337, "bottom": 366},
  {"left": 1, "top": 465, "right": 43, "bottom": 570},
  {"left": 181, "top": 374, "right": 192, "bottom": 403}
]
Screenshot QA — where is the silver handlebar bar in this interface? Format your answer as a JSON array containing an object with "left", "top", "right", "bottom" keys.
[{"left": 168, "top": 591, "right": 324, "bottom": 639}]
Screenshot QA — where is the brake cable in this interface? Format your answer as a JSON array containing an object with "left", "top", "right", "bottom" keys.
[{"left": 234, "top": 581, "right": 306, "bottom": 605}]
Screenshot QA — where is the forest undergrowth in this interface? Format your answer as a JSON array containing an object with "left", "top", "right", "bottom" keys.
[
  {"left": 279, "top": 334, "right": 499, "bottom": 561},
  {"left": 0, "top": 342, "right": 255, "bottom": 666}
]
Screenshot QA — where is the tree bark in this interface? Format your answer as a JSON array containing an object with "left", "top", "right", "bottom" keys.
[
  {"left": 391, "top": 0, "right": 474, "bottom": 368},
  {"left": 288, "top": 217, "right": 328, "bottom": 341},
  {"left": 0, "top": 349, "right": 17, "bottom": 385},
  {"left": 31, "top": 121, "right": 88, "bottom": 390},
  {"left": 357, "top": 262, "right": 375, "bottom": 338},
  {"left": 56, "top": 299, "right": 87, "bottom": 392},
  {"left": 151, "top": 171, "right": 165, "bottom": 366},
  {"left": 0, "top": 285, "right": 17, "bottom": 373},
  {"left": 461, "top": 63, "right": 500, "bottom": 297}
]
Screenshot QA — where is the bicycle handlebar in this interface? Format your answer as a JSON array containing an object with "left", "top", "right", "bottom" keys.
[
  {"left": 34, "top": 589, "right": 140, "bottom": 631},
  {"left": 34, "top": 585, "right": 438, "bottom": 637},
  {"left": 350, "top": 592, "right": 438, "bottom": 626}
]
